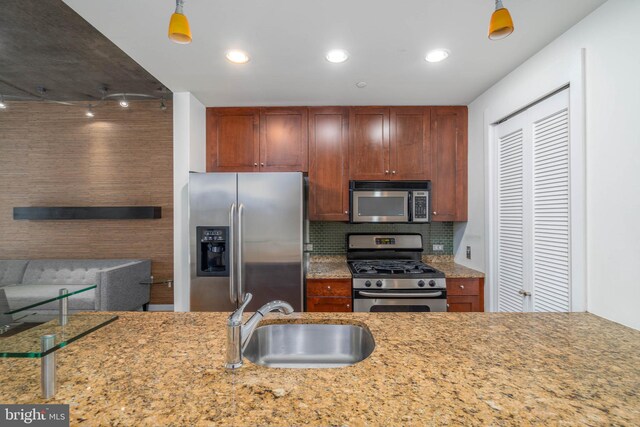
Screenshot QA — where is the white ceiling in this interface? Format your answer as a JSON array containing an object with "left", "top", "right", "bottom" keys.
[{"left": 63, "top": 0, "right": 606, "bottom": 107}]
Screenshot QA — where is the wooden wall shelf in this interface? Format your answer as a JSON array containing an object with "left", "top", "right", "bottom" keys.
[{"left": 13, "top": 207, "right": 162, "bottom": 220}]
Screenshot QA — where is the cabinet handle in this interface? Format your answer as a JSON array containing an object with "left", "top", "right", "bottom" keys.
[
  {"left": 344, "top": 211, "right": 348, "bottom": 214},
  {"left": 385, "top": 170, "right": 389, "bottom": 174},
  {"left": 392, "top": 170, "right": 396, "bottom": 174},
  {"left": 346, "top": 304, "right": 350, "bottom": 308},
  {"left": 460, "top": 285, "right": 464, "bottom": 289},
  {"left": 327, "top": 286, "right": 331, "bottom": 290},
  {"left": 518, "top": 289, "right": 532, "bottom": 297},
  {"left": 433, "top": 211, "right": 437, "bottom": 215},
  {"left": 260, "top": 163, "right": 264, "bottom": 167},
  {"left": 254, "top": 163, "right": 258, "bottom": 167}
]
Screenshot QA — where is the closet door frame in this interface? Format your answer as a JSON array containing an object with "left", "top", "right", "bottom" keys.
[{"left": 485, "top": 49, "right": 586, "bottom": 313}]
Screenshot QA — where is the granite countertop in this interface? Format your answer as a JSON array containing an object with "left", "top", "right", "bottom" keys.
[
  {"left": 308, "top": 255, "right": 484, "bottom": 279},
  {"left": 307, "top": 255, "right": 352, "bottom": 279},
  {"left": 1, "top": 312, "right": 639, "bottom": 426}
]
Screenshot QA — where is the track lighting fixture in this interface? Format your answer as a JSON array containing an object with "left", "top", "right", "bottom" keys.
[
  {"left": 160, "top": 97, "right": 167, "bottom": 111},
  {"left": 86, "top": 105, "right": 95, "bottom": 118},
  {"left": 0, "top": 94, "right": 6, "bottom": 109},
  {"left": 119, "top": 95, "right": 129, "bottom": 108}
]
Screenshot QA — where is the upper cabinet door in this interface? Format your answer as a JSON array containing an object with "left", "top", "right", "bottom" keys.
[
  {"left": 207, "top": 108, "right": 260, "bottom": 172},
  {"left": 390, "top": 107, "right": 431, "bottom": 180},
  {"left": 431, "top": 106, "right": 468, "bottom": 221},
  {"left": 259, "top": 108, "right": 308, "bottom": 172},
  {"left": 349, "top": 107, "right": 390, "bottom": 180},
  {"left": 308, "top": 107, "right": 350, "bottom": 221}
]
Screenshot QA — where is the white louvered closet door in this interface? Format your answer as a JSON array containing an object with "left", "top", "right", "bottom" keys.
[
  {"left": 494, "top": 89, "right": 571, "bottom": 312},
  {"left": 496, "top": 116, "right": 527, "bottom": 312},
  {"left": 529, "top": 91, "right": 571, "bottom": 312}
]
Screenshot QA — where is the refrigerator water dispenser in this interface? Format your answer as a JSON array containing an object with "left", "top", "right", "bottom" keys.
[{"left": 196, "top": 226, "right": 229, "bottom": 276}]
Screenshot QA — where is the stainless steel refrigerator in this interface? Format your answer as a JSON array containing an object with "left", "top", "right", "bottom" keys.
[{"left": 189, "top": 172, "right": 304, "bottom": 312}]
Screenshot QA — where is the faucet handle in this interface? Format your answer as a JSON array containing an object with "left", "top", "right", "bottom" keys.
[{"left": 228, "top": 293, "right": 253, "bottom": 325}]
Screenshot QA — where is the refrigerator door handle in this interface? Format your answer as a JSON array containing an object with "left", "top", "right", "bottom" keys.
[
  {"left": 228, "top": 203, "right": 237, "bottom": 304},
  {"left": 237, "top": 203, "right": 245, "bottom": 302}
]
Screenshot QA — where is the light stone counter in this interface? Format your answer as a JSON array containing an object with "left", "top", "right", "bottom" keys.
[{"left": 1, "top": 312, "right": 638, "bottom": 426}]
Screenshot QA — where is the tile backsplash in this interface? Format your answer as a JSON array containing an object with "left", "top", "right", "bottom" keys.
[{"left": 308, "top": 221, "right": 453, "bottom": 255}]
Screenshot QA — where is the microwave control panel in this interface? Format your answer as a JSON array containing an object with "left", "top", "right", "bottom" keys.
[{"left": 412, "top": 191, "right": 429, "bottom": 222}]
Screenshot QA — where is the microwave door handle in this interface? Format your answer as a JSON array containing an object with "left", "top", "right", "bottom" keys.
[
  {"left": 228, "top": 203, "right": 237, "bottom": 304},
  {"left": 358, "top": 291, "right": 443, "bottom": 298}
]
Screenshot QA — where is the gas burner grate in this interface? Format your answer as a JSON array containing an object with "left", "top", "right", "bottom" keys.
[{"left": 349, "top": 260, "right": 438, "bottom": 275}]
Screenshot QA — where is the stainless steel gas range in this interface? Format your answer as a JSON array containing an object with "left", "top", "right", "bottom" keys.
[{"left": 347, "top": 234, "right": 447, "bottom": 312}]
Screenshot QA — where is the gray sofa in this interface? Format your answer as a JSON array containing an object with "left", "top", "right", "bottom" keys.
[{"left": 0, "top": 259, "right": 151, "bottom": 314}]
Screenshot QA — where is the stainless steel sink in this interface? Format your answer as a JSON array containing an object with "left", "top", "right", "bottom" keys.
[{"left": 243, "top": 323, "right": 375, "bottom": 368}]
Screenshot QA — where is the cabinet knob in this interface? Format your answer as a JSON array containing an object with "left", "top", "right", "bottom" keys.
[
  {"left": 346, "top": 304, "right": 350, "bottom": 308},
  {"left": 254, "top": 163, "right": 258, "bottom": 167},
  {"left": 433, "top": 211, "right": 437, "bottom": 215},
  {"left": 327, "top": 286, "right": 331, "bottom": 290},
  {"left": 344, "top": 211, "right": 348, "bottom": 214},
  {"left": 392, "top": 170, "right": 396, "bottom": 174},
  {"left": 460, "top": 285, "right": 465, "bottom": 289},
  {"left": 260, "top": 163, "right": 264, "bottom": 167},
  {"left": 385, "top": 170, "right": 389, "bottom": 174}
]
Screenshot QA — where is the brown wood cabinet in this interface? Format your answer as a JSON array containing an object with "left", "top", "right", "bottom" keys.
[
  {"left": 206, "top": 108, "right": 259, "bottom": 172},
  {"left": 308, "top": 107, "right": 349, "bottom": 221},
  {"left": 348, "top": 107, "right": 390, "bottom": 180},
  {"left": 206, "top": 107, "right": 308, "bottom": 172},
  {"left": 390, "top": 107, "right": 432, "bottom": 180},
  {"left": 259, "top": 107, "right": 308, "bottom": 172},
  {"left": 348, "top": 107, "right": 432, "bottom": 181},
  {"left": 431, "top": 107, "right": 468, "bottom": 221},
  {"left": 446, "top": 278, "right": 484, "bottom": 312},
  {"left": 207, "top": 105, "right": 468, "bottom": 223},
  {"left": 306, "top": 279, "right": 352, "bottom": 312}
]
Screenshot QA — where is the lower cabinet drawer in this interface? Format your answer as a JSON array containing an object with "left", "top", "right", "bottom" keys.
[
  {"left": 306, "top": 297, "right": 352, "bottom": 312},
  {"left": 447, "top": 278, "right": 480, "bottom": 296},
  {"left": 307, "top": 279, "right": 352, "bottom": 297}
]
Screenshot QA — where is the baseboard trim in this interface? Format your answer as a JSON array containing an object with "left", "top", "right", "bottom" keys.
[{"left": 148, "top": 304, "right": 174, "bottom": 312}]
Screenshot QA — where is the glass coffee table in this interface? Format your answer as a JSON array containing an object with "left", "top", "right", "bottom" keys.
[{"left": 0, "top": 285, "right": 117, "bottom": 397}]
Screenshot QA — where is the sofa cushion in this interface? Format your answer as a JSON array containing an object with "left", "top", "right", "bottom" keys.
[
  {"left": 2, "top": 284, "right": 96, "bottom": 311},
  {"left": 0, "top": 260, "right": 29, "bottom": 286},
  {"left": 21, "top": 260, "right": 128, "bottom": 286}
]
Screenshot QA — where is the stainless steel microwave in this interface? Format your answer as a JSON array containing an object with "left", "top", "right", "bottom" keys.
[{"left": 349, "top": 181, "right": 431, "bottom": 223}]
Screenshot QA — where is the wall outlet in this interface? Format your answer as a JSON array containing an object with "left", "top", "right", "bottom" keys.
[
  {"left": 432, "top": 244, "right": 444, "bottom": 252},
  {"left": 466, "top": 246, "right": 471, "bottom": 259}
]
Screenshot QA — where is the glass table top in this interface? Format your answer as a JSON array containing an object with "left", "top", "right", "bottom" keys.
[
  {"left": 0, "top": 313, "right": 117, "bottom": 358},
  {"left": 2, "top": 284, "right": 97, "bottom": 315},
  {"left": 0, "top": 284, "right": 117, "bottom": 358}
]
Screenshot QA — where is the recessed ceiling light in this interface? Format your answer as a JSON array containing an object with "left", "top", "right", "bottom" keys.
[
  {"left": 425, "top": 49, "right": 450, "bottom": 63},
  {"left": 326, "top": 49, "right": 349, "bottom": 63},
  {"left": 226, "top": 50, "right": 250, "bottom": 64},
  {"left": 355, "top": 81, "right": 367, "bottom": 88}
]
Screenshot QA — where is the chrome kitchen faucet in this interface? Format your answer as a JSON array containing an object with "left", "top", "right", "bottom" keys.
[{"left": 225, "top": 293, "right": 294, "bottom": 369}]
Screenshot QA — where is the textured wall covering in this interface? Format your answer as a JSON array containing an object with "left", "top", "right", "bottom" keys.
[
  {"left": 0, "top": 101, "right": 173, "bottom": 304},
  {"left": 309, "top": 221, "right": 453, "bottom": 255}
]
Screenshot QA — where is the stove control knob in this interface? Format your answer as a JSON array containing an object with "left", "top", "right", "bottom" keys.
[
  {"left": 364, "top": 280, "right": 372, "bottom": 287},
  {"left": 418, "top": 280, "right": 426, "bottom": 287},
  {"left": 428, "top": 280, "right": 436, "bottom": 287},
  {"left": 375, "top": 280, "right": 383, "bottom": 288}
]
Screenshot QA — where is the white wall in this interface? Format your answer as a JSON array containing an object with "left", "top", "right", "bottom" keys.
[
  {"left": 457, "top": 0, "right": 640, "bottom": 329},
  {"left": 173, "top": 92, "right": 206, "bottom": 312}
]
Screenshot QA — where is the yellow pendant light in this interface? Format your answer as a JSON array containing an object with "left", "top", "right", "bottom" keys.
[
  {"left": 488, "top": 0, "right": 514, "bottom": 40},
  {"left": 168, "top": 0, "right": 192, "bottom": 44}
]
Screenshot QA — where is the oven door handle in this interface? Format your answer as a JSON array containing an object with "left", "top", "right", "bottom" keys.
[{"left": 357, "top": 291, "right": 443, "bottom": 298}]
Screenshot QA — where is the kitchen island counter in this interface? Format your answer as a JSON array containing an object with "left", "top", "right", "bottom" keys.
[{"left": 1, "top": 312, "right": 638, "bottom": 426}]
